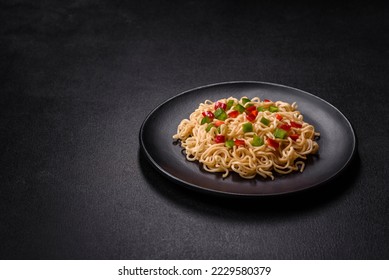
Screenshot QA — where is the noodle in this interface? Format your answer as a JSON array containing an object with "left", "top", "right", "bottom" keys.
[{"left": 173, "top": 97, "right": 319, "bottom": 180}]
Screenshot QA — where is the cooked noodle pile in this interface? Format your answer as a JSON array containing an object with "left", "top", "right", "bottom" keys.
[{"left": 173, "top": 97, "right": 319, "bottom": 179}]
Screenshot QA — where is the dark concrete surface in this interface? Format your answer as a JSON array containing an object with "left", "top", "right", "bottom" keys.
[{"left": 0, "top": 0, "right": 388, "bottom": 259}]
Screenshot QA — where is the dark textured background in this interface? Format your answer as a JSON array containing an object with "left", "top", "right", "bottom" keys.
[{"left": 1, "top": 0, "right": 388, "bottom": 259}]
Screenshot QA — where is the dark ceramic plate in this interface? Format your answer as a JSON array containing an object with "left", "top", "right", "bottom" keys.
[{"left": 139, "top": 81, "right": 356, "bottom": 196}]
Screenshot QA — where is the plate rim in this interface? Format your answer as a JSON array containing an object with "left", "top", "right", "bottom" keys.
[{"left": 139, "top": 80, "right": 357, "bottom": 196}]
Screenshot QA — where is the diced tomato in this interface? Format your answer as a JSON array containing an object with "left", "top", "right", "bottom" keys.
[
  {"left": 266, "top": 138, "right": 279, "bottom": 149},
  {"left": 263, "top": 99, "right": 271, "bottom": 102},
  {"left": 234, "top": 139, "right": 245, "bottom": 146},
  {"left": 289, "top": 134, "right": 299, "bottom": 141},
  {"left": 214, "top": 135, "right": 225, "bottom": 143},
  {"left": 227, "top": 110, "right": 239, "bottom": 118},
  {"left": 214, "top": 101, "right": 227, "bottom": 110},
  {"left": 290, "top": 121, "right": 303, "bottom": 128},
  {"left": 246, "top": 112, "right": 257, "bottom": 122},
  {"left": 202, "top": 111, "right": 215, "bottom": 119},
  {"left": 214, "top": 120, "right": 225, "bottom": 127},
  {"left": 279, "top": 123, "right": 291, "bottom": 131},
  {"left": 275, "top": 114, "right": 283, "bottom": 121}
]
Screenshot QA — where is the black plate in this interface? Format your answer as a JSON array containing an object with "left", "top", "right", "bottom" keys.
[{"left": 139, "top": 81, "right": 356, "bottom": 196}]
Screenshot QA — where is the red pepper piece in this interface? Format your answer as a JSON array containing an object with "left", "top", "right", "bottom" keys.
[
  {"left": 279, "top": 124, "right": 291, "bottom": 131},
  {"left": 246, "top": 107, "right": 258, "bottom": 117},
  {"left": 228, "top": 110, "right": 239, "bottom": 118},
  {"left": 275, "top": 114, "right": 283, "bottom": 121},
  {"left": 214, "top": 101, "right": 227, "bottom": 110},
  {"left": 246, "top": 112, "right": 257, "bottom": 122},
  {"left": 245, "top": 105, "right": 257, "bottom": 112},
  {"left": 214, "top": 120, "right": 225, "bottom": 127},
  {"left": 266, "top": 138, "right": 279, "bottom": 149},
  {"left": 263, "top": 99, "right": 271, "bottom": 102},
  {"left": 246, "top": 113, "right": 256, "bottom": 122},
  {"left": 290, "top": 121, "right": 303, "bottom": 128},
  {"left": 234, "top": 139, "right": 245, "bottom": 146},
  {"left": 215, "top": 135, "right": 225, "bottom": 143},
  {"left": 202, "top": 111, "right": 215, "bottom": 119},
  {"left": 289, "top": 134, "right": 299, "bottom": 141}
]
